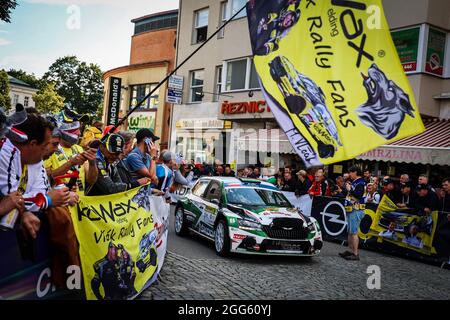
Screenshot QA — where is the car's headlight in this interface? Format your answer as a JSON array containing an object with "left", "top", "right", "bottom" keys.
[
  {"left": 238, "top": 218, "right": 261, "bottom": 230},
  {"left": 307, "top": 222, "right": 316, "bottom": 232}
]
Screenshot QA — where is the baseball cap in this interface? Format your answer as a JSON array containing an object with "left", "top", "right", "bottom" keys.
[
  {"left": 103, "top": 133, "right": 124, "bottom": 154},
  {"left": 136, "top": 128, "right": 160, "bottom": 143}
]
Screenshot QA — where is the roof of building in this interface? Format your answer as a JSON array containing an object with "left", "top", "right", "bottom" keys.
[
  {"left": 8, "top": 75, "right": 36, "bottom": 89},
  {"left": 131, "top": 9, "right": 178, "bottom": 24}
]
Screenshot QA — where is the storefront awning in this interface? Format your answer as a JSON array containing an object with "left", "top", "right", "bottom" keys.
[
  {"left": 236, "top": 129, "right": 295, "bottom": 154},
  {"left": 356, "top": 119, "right": 450, "bottom": 166}
]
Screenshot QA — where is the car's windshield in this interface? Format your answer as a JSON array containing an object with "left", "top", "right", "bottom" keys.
[{"left": 225, "top": 187, "right": 292, "bottom": 208}]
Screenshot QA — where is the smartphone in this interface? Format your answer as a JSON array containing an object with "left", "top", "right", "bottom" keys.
[{"left": 144, "top": 137, "right": 152, "bottom": 145}]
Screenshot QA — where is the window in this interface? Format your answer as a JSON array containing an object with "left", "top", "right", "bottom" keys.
[
  {"left": 206, "top": 181, "right": 222, "bottom": 202},
  {"left": 194, "top": 8, "right": 209, "bottom": 44},
  {"left": 24, "top": 96, "right": 29, "bottom": 107},
  {"left": 231, "top": 0, "right": 247, "bottom": 19},
  {"left": 192, "top": 180, "right": 210, "bottom": 198},
  {"left": 218, "top": 1, "right": 228, "bottom": 39},
  {"left": 13, "top": 94, "right": 19, "bottom": 106},
  {"left": 224, "top": 57, "right": 260, "bottom": 92},
  {"left": 213, "top": 66, "right": 223, "bottom": 102},
  {"left": 190, "top": 70, "right": 204, "bottom": 103},
  {"left": 134, "top": 12, "right": 178, "bottom": 35},
  {"left": 129, "top": 84, "right": 159, "bottom": 110}
]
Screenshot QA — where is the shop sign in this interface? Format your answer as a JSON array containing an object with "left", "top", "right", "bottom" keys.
[
  {"left": 127, "top": 111, "right": 156, "bottom": 133},
  {"left": 176, "top": 118, "right": 227, "bottom": 129},
  {"left": 221, "top": 100, "right": 269, "bottom": 115},
  {"left": 391, "top": 27, "right": 421, "bottom": 73},
  {"left": 106, "top": 77, "right": 122, "bottom": 125},
  {"left": 425, "top": 27, "right": 447, "bottom": 77}
]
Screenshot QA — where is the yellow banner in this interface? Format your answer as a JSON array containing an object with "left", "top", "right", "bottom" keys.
[
  {"left": 359, "top": 195, "right": 438, "bottom": 255},
  {"left": 247, "top": 0, "right": 425, "bottom": 167},
  {"left": 69, "top": 186, "right": 159, "bottom": 300}
]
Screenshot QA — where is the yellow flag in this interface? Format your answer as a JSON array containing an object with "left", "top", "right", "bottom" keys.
[
  {"left": 70, "top": 186, "right": 164, "bottom": 300},
  {"left": 247, "top": 0, "right": 425, "bottom": 167}
]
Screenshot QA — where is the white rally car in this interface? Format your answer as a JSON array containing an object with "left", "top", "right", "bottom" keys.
[{"left": 174, "top": 177, "right": 323, "bottom": 257}]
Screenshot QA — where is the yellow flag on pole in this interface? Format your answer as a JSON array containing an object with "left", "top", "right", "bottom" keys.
[{"left": 247, "top": 0, "right": 425, "bottom": 167}]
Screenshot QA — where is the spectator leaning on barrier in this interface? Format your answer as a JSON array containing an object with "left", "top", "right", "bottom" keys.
[
  {"left": 281, "top": 168, "right": 297, "bottom": 192},
  {"left": 364, "top": 182, "right": 381, "bottom": 205},
  {"left": 155, "top": 150, "right": 177, "bottom": 203},
  {"left": 87, "top": 134, "right": 151, "bottom": 196},
  {"left": 339, "top": 166, "right": 366, "bottom": 261},
  {"left": 116, "top": 131, "right": 140, "bottom": 189},
  {"left": 396, "top": 182, "right": 415, "bottom": 209},
  {"left": 308, "top": 170, "right": 330, "bottom": 197},
  {"left": 0, "top": 113, "right": 54, "bottom": 239},
  {"left": 414, "top": 183, "right": 439, "bottom": 216},
  {"left": 331, "top": 176, "right": 347, "bottom": 199},
  {"left": 126, "top": 128, "right": 159, "bottom": 185},
  {"left": 44, "top": 110, "right": 97, "bottom": 194},
  {"left": 295, "top": 170, "right": 312, "bottom": 196}
]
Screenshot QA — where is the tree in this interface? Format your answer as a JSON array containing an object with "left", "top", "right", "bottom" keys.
[
  {"left": 0, "top": 0, "right": 17, "bottom": 23},
  {"left": 43, "top": 56, "right": 104, "bottom": 115},
  {"left": 0, "top": 70, "right": 11, "bottom": 112},
  {"left": 33, "top": 83, "right": 65, "bottom": 115},
  {"left": 7, "top": 69, "right": 46, "bottom": 90}
]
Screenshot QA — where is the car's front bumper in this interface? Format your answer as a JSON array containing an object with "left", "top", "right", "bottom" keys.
[{"left": 229, "top": 227, "right": 323, "bottom": 256}]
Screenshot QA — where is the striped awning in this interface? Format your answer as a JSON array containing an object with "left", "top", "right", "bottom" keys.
[{"left": 356, "top": 119, "right": 450, "bottom": 166}]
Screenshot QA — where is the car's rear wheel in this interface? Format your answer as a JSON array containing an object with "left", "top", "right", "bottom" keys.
[
  {"left": 175, "top": 206, "right": 188, "bottom": 236},
  {"left": 214, "top": 219, "right": 230, "bottom": 257}
]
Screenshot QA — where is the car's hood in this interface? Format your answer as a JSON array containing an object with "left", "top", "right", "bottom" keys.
[{"left": 243, "top": 206, "right": 306, "bottom": 225}]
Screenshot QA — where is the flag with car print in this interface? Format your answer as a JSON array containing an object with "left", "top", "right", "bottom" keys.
[
  {"left": 247, "top": 0, "right": 425, "bottom": 167},
  {"left": 69, "top": 186, "right": 169, "bottom": 300}
]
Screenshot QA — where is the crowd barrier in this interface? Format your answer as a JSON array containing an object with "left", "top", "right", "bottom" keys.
[
  {"left": 310, "top": 195, "right": 450, "bottom": 264},
  {"left": 0, "top": 186, "right": 170, "bottom": 300}
]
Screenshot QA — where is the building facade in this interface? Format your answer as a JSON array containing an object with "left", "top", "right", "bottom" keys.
[
  {"left": 102, "top": 10, "right": 178, "bottom": 149},
  {"left": 171, "top": 0, "right": 449, "bottom": 178},
  {"left": 8, "top": 75, "right": 38, "bottom": 109}
]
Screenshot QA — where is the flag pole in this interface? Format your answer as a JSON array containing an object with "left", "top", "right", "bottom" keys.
[{"left": 109, "top": 3, "right": 248, "bottom": 133}]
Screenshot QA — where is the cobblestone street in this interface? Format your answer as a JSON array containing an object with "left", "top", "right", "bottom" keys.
[{"left": 140, "top": 210, "right": 450, "bottom": 300}]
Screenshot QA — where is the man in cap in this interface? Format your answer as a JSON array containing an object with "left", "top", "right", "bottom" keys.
[
  {"left": 44, "top": 108, "right": 97, "bottom": 194},
  {"left": 87, "top": 134, "right": 151, "bottom": 196},
  {"left": 126, "top": 128, "right": 159, "bottom": 184}
]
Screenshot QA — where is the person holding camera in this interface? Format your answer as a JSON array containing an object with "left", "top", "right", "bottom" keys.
[{"left": 125, "top": 129, "right": 159, "bottom": 185}]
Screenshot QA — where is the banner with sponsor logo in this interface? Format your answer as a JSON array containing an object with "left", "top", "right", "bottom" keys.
[
  {"left": 247, "top": 0, "right": 425, "bottom": 168},
  {"left": 311, "top": 195, "right": 450, "bottom": 262},
  {"left": 69, "top": 186, "right": 169, "bottom": 300}
]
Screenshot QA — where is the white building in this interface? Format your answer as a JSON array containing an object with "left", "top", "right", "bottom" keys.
[{"left": 8, "top": 75, "right": 38, "bottom": 109}]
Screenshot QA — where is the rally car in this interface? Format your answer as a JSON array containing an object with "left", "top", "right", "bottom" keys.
[
  {"left": 174, "top": 177, "right": 323, "bottom": 257},
  {"left": 269, "top": 55, "right": 342, "bottom": 158},
  {"left": 136, "top": 229, "right": 158, "bottom": 273}
]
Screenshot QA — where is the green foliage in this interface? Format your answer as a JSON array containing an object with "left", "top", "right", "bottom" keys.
[
  {"left": 0, "top": 70, "right": 11, "bottom": 111},
  {"left": 0, "top": 0, "right": 18, "bottom": 23},
  {"left": 33, "top": 83, "right": 65, "bottom": 115},
  {"left": 43, "top": 56, "right": 104, "bottom": 116},
  {"left": 7, "top": 69, "right": 47, "bottom": 90}
]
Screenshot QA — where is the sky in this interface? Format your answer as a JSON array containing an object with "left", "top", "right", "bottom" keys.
[{"left": 0, "top": 0, "right": 179, "bottom": 77}]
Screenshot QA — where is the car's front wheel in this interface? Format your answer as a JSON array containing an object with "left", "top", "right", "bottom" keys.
[
  {"left": 214, "top": 219, "right": 230, "bottom": 257},
  {"left": 174, "top": 206, "right": 188, "bottom": 236}
]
